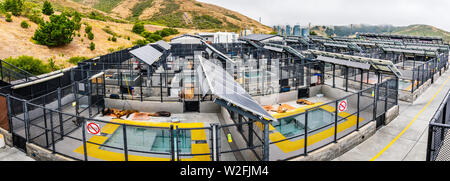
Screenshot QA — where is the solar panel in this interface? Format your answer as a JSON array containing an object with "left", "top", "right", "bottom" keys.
[
  {"left": 198, "top": 56, "right": 276, "bottom": 121},
  {"left": 201, "top": 40, "right": 236, "bottom": 64},
  {"left": 130, "top": 45, "right": 163, "bottom": 66},
  {"left": 317, "top": 56, "right": 371, "bottom": 70},
  {"left": 309, "top": 50, "right": 403, "bottom": 77},
  {"left": 263, "top": 45, "right": 284, "bottom": 52},
  {"left": 155, "top": 40, "right": 172, "bottom": 50},
  {"left": 196, "top": 65, "right": 211, "bottom": 97}
]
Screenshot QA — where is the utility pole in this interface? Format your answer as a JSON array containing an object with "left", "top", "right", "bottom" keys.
[{"left": 350, "top": 24, "right": 353, "bottom": 37}]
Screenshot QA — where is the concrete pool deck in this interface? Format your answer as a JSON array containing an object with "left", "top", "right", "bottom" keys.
[
  {"left": 335, "top": 69, "right": 450, "bottom": 161},
  {"left": 0, "top": 146, "right": 34, "bottom": 161}
]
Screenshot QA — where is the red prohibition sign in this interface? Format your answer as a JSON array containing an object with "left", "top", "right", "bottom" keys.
[
  {"left": 338, "top": 100, "right": 347, "bottom": 112},
  {"left": 87, "top": 122, "right": 100, "bottom": 135}
]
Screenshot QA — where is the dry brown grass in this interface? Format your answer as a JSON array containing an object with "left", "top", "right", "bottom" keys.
[{"left": 0, "top": 15, "right": 141, "bottom": 68}]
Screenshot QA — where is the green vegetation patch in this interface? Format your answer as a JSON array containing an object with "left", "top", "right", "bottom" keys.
[
  {"left": 225, "top": 14, "right": 241, "bottom": 21},
  {"left": 32, "top": 14, "right": 76, "bottom": 47},
  {"left": 131, "top": 0, "right": 152, "bottom": 18},
  {"left": 193, "top": 15, "right": 222, "bottom": 29},
  {"left": 3, "top": 56, "right": 51, "bottom": 75},
  {"left": 149, "top": 0, "right": 186, "bottom": 28},
  {"left": 68, "top": 56, "right": 87, "bottom": 65},
  {"left": 93, "top": 0, "right": 122, "bottom": 13}
]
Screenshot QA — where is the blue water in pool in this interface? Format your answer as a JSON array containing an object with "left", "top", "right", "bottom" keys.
[
  {"left": 101, "top": 126, "right": 192, "bottom": 154},
  {"left": 272, "top": 109, "right": 341, "bottom": 138}
]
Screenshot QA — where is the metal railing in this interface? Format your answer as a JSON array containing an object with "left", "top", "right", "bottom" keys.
[{"left": 427, "top": 89, "right": 450, "bottom": 161}]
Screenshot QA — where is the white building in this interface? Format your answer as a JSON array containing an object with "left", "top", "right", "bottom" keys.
[
  {"left": 197, "top": 32, "right": 239, "bottom": 44},
  {"left": 170, "top": 34, "right": 203, "bottom": 44}
]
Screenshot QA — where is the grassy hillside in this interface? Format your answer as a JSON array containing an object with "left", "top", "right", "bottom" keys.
[
  {"left": 392, "top": 24, "right": 450, "bottom": 43},
  {"left": 0, "top": 0, "right": 273, "bottom": 69},
  {"left": 70, "top": 0, "right": 272, "bottom": 33},
  {"left": 310, "top": 24, "right": 450, "bottom": 44}
]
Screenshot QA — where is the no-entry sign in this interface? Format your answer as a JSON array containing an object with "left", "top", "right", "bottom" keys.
[
  {"left": 338, "top": 99, "right": 348, "bottom": 113},
  {"left": 86, "top": 122, "right": 101, "bottom": 135}
]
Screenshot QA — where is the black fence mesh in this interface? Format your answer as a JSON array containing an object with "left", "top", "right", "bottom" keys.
[{"left": 427, "top": 89, "right": 450, "bottom": 161}]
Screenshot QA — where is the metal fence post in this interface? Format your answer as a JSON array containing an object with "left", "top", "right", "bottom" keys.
[
  {"left": 385, "top": 81, "right": 388, "bottom": 114},
  {"left": 49, "top": 110, "right": 56, "bottom": 153},
  {"left": 6, "top": 95, "right": 13, "bottom": 133},
  {"left": 23, "top": 101, "right": 30, "bottom": 142},
  {"left": 373, "top": 84, "right": 378, "bottom": 123},
  {"left": 123, "top": 124, "right": 128, "bottom": 161},
  {"left": 42, "top": 98, "right": 49, "bottom": 148},
  {"left": 345, "top": 66, "right": 349, "bottom": 92},
  {"left": 248, "top": 121, "right": 254, "bottom": 147},
  {"left": 304, "top": 111, "right": 308, "bottom": 155},
  {"left": 334, "top": 100, "right": 338, "bottom": 143},
  {"left": 263, "top": 122, "right": 270, "bottom": 161},
  {"left": 57, "top": 88, "right": 64, "bottom": 140},
  {"left": 81, "top": 118, "right": 88, "bottom": 161},
  {"left": 426, "top": 125, "right": 434, "bottom": 161},
  {"left": 176, "top": 126, "right": 180, "bottom": 161},
  {"left": 170, "top": 125, "right": 175, "bottom": 161},
  {"left": 211, "top": 124, "right": 218, "bottom": 161},
  {"left": 356, "top": 92, "right": 360, "bottom": 131},
  {"left": 332, "top": 64, "right": 336, "bottom": 88},
  {"left": 88, "top": 78, "right": 92, "bottom": 118},
  {"left": 74, "top": 82, "right": 80, "bottom": 117}
]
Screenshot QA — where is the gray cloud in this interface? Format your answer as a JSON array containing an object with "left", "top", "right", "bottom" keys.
[{"left": 197, "top": 0, "right": 450, "bottom": 31}]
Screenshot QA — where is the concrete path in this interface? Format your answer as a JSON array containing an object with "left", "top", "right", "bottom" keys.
[
  {"left": 0, "top": 146, "right": 34, "bottom": 161},
  {"left": 335, "top": 70, "right": 450, "bottom": 161}
]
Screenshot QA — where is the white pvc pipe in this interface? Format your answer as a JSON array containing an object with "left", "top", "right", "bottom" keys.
[
  {"left": 12, "top": 73, "right": 64, "bottom": 89},
  {"left": 89, "top": 72, "right": 104, "bottom": 80}
]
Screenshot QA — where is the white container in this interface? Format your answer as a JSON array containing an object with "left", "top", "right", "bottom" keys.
[{"left": 0, "top": 134, "right": 5, "bottom": 148}]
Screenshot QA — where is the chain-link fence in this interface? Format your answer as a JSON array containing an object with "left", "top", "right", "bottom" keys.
[{"left": 427, "top": 89, "right": 450, "bottom": 161}]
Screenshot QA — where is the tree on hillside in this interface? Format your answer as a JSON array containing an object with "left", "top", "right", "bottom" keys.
[
  {"left": 42, "top": 1, "right": 54, "bottom": 15},
  {"left": 132, "top": 22, "right": 145, "bottom": 34},
  {"left": 72, "top": 11, "right": 82, "bottom": 30},
  {"left": 32, "top": 14, "right": 76, "bottom": 47},
  {"left": 4, "top": 0, "right": 23, "bottom": 16}
]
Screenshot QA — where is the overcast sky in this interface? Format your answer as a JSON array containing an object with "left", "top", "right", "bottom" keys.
[{"left": 197, "top": 0, "right": 450, "bottom": 31}]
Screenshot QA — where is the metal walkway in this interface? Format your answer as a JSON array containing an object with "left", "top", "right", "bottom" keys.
[{"left": 335, "top": 69, "right": 450, "bottom": 161}]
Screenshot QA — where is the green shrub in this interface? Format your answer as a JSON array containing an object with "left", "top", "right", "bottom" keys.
[
  {"left": 32, "top": 14, "right": 76, "bottom": 47},
  {"left": 132, "top": 22, "right": 145, "bottom": 34},
  {"left": 68, "top": 56, "right": 87, "bottom": 65},
  {"left": 72, "top": 11, "right": 82, "bottom": 30},
  {"left": 5, "top": 13, "right": 12, "bottom": 22},
  {"left": 20, "top": 20, "right": 29, "bottom": 28},
  {"left": 141, "top": 31, "right": 162, "bottom": 43},
  {"left": 47, "top": 58, "right": 60, "bottom": 71},
  {"left": 85, "top": 25, "right": 92, "bottom": 33},
  {"left": 111, "top": 36, "right": 117, "bottom": 42},
  {"left": 89, "top": 42, "right": 95, "bottom": 51},
  {"left": 87, "top": 32, "right": 94, "bottom": 40},
  {"left": 154, "top": 28, "right": 179, "bottom": 37},
  {"left": 4, "top": 0, "right": 23, "bottom": 16},
  {"left": 133, "top": 39, "right": 149, "bottom": 46},
  {"left": 42, "top": 1, "right": 54, "bottom": 15},
  {"left": 4, "top": 55, "right": 50, "bottom": 75},
  {"left": 87, "top": 11, "right": 106, "bottom": 21}
]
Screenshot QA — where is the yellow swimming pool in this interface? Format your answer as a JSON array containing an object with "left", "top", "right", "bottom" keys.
[{"left": 74, "top": 119, "right": 211, "bottom": 161}]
